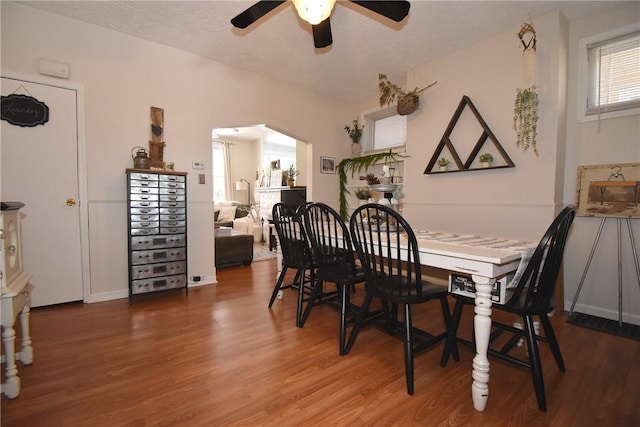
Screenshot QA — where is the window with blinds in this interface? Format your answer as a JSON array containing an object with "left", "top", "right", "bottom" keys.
[
  {"left": 579, "top": 24, "right": 640, "bottom": 121},
  {"left": 363, "top": 106, "right": 407, "bottom": 153},
  {"left": 587, "top": 30, "right": 640, "bottom": 114}
]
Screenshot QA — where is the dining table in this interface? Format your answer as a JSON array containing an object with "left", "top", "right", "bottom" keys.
[
  {"left": 411, "top": 230, "right": 536, "bottom": 411},
  {"left": 272, "top": 217, "right": 536, "bottom": 411}
]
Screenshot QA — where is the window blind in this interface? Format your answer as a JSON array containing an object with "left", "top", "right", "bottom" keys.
[
  {"left": 373, "top": 114, "right": 406, "bottom": 150},
  {"left": 587, "top": 30, "right": 640, "bottom": 115}
]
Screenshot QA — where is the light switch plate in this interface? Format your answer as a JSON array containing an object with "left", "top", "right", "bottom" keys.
[{"left": 198, "top": 174, "right": 205, "bottom": 184}]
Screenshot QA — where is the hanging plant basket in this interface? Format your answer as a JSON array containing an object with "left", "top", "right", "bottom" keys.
[
  {"left": 378, "top": 74, "right": 437, "bottom": 116},
  {"left": 397, "top": 94, "right": 419, "bottom": 115}
]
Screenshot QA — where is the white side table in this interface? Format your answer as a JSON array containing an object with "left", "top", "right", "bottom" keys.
[
  {"left": 1, "top": 203, "right": 33, "bottom": 399},
  {"left": 1, "top": 273, "right": 32, "bottom": 398}
]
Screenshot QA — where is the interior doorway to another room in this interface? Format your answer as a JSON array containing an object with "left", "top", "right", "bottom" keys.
[
  {"left": 211, "top": 124, "right": 310, "bottom": 255},
  {"left": 211, "top": 125, "right": 307, "bottom": 204}
]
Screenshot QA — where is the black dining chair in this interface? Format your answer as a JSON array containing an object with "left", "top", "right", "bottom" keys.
[
  {"left": 269, "top": 202, "right": 318, "bottom": 327},
  {"left": 346, "top": 203, "right": 453, "bottom": 395},
  {"left": 302, "top": 202, "right": 369, "bottom": 355},
  {"left": 443, "top": 206, "right": 576, "bottom": 411}
]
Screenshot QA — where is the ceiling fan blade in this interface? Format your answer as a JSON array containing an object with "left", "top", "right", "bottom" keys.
[
  {"left": 312, "top": 18, "right": 333, "bottom": 48},
  {"left": 350, "top": 1, "right": 411, "bottom": 22},
  {"left": 231, "top": 0, "right": 286, "bottom": 29}
]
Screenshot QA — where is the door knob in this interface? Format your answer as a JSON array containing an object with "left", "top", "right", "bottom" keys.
[{"left": 66, "top": 198, "right": 76, "bottom": 206}]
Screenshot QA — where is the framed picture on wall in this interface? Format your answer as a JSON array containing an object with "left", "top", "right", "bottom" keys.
[
  {"left": 321, "top": 156, "right": 336, "bottom": 174},
  {"left": 575, "top": 163, "right": 640, "bottom": 218}
]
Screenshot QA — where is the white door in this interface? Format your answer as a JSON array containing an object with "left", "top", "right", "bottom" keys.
[{"left": 1, "top": 76, "right": 84, "bottom": 307}]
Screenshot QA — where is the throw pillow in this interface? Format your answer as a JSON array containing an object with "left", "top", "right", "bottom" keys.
[
  {"left": 217, "top": 206, "right": 237, "bottom": 222},
  {"left": 235, "top": 205, "right": 251, "bottom": 219}
]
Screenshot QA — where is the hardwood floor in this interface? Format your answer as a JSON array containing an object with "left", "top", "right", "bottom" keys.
[{"left": 2, "top": 259, "right": 639, "bottom": 426}]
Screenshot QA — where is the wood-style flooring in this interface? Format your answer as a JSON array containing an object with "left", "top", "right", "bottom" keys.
[{"left": 1, "top": 258, "right": 639, "bottom": 426}]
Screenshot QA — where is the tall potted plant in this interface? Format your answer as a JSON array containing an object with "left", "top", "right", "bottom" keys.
[{"left": 344, "top": 119, "right": 364, "bottom": 156}]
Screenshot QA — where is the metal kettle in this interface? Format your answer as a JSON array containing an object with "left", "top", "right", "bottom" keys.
[{"left": 131, "top": 146, "right": 150, "bottom": 169}]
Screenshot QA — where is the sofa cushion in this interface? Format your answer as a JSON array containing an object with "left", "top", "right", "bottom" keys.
[{"left": 217, "top": 206, "right": 237, "bottom": 222}]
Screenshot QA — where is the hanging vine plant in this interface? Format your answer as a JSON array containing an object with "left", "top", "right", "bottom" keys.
[
  {"left": 513, "top": 85, "right": 539, "bottom": 155},
  {"left": 337, "top": 150, "right": 407, "bottom": 219}
]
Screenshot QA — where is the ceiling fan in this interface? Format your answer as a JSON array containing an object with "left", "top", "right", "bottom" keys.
[{"left": 231, "top": 0, "right": 411, "bottom": 48}]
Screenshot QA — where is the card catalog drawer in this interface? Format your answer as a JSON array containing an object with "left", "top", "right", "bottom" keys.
[
  {"left": 131, "top": 247, "right": 186, "bottom": 265},
  {"left": 131, "top": 274, "right": 186, "bottom": 295},
  {"left": 131, "top": 234, "right": 186, "bottom": 250},
  {"left": 129, "top": 173, "right": 159, "bottom": 183},
  {"left": 131, "top": 260, "right": 186, "bottom": 280},
  {"left": 159, "top": 174, "right": 185, "bottom": 183}
]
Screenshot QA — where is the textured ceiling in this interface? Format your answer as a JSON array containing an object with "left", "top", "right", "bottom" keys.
[{"left": 21, "top": 0, "right": 624, "bottom": 102}]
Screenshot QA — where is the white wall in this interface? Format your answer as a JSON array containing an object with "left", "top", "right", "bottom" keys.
[
  {"left": 1, "top": 2, "right": 351, "bottom": 300},
  {"left": 563, "top": 3, "right": 640, "bottom": 325},
  {"left": 228, "top": 139, "right": 260, "bottom": 204},
  {"left": 401, "top": 11, "right": 567, "bottom": 240},
  {"left": 346, "top": 5, "right": 640, "bottom": 325}
]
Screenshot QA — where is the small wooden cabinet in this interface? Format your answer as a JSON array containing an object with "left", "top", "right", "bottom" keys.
[
  {"left": 1, "top": 202, "right": 33, "bottom": 399},
  {"left": 126, "top": 169, "right": 188, "bottom": 300}
]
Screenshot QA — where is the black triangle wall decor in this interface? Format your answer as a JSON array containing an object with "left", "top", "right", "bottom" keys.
[{"left": 424, "top": 95, "right": 515, "bottom": 174}]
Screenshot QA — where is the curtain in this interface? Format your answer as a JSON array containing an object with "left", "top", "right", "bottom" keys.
[{"left": 221, "top": 141, "right": 232, "bottom": 200}]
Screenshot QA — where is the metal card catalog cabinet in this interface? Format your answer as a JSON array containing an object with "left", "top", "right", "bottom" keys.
[{"left": 126, "top": 169, "right": 188, "bottom": 299}]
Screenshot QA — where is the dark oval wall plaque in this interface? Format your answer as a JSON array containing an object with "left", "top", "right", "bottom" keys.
[{"left": 1, "top": 94, "right": 50, "bottom": 127}]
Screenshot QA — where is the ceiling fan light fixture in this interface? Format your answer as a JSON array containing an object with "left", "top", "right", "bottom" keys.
[{"left": 292, "top": 0, "right": 336, "bottom": 25}]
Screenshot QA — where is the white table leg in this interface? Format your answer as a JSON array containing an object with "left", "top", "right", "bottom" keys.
[
  {"left": 471, "top": 275, "right": 495, "bottom": 411},
  {"left": 1, "top": 323, "right": 21, "bottom": 399},
  {"left": 18, "top": 304, "right": 33, "bottom": 365}
]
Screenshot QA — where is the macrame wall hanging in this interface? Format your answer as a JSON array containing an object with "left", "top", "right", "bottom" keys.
[{"left": 513, "top": 21, "right": 539, "bottom": 156}]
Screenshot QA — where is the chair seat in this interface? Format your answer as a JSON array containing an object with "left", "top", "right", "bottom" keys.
[{"left": 368, "top": 276, "right": 449, "bottom": 304}]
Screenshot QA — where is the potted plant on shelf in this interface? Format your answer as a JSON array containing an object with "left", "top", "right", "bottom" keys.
[
  {"left": 354, "top": 188, "right": 371, "bottom": 206},
  {"left": 437, "top": 157, "right": 450, "bottom": 171},
  {"left": 479, "top": 153, "right": 494, "bottom": 168},
  {"left": 361, "top": 173, "right": 380, "bottom": 185},
  {"left": 284, "top": 163, "right": 299, "bottom": 187},
  {"left": 344, "top": 119, "right": 364, "bottom": 156},
  {"left": 378, "top": 73, "right": 438, "bottom": 116}
]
